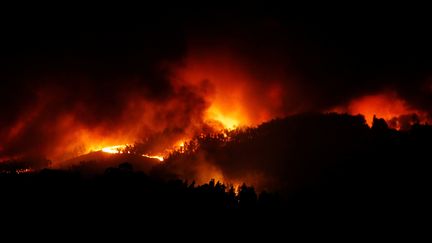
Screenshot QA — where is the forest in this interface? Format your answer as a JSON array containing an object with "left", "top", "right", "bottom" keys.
[{"left": 1, "top": 113, "right": 430, "bottom": 220}]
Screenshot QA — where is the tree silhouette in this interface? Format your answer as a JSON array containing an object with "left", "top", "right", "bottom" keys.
[{"left": 1, "top": 113, "right": 431, "bottom": 215}]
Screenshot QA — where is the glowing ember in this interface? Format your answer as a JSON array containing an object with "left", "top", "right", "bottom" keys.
[{"left": 16, "top": 168, "right": 33, "bottom": 174}]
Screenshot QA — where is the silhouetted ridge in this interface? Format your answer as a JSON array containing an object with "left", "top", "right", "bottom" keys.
[{"left": 1, "top": 113, "right": 431, "bottom": 216}]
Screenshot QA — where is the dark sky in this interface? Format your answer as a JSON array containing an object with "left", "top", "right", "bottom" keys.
[
  {"left": 2, "top": 7, "right": 431, "bottom": 107},
  {"left": 1, "top": 6, "right": 432, "bottom": 160}
]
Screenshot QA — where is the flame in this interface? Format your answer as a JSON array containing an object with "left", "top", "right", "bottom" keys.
[
  {"left": 142, "top": 154, "right": 164, "bottom": 162},
  {"left": 175, "top": 140, "right": 185, "bottom": 148},
  {"left": 99, "top": 144, "right": 164, "bottom": 162},
  {"left": 101, "top": 145, "right": 127, "bottom": 154},
  {"left": 205, "top": 106, "right": 240, "bottom": 130}
]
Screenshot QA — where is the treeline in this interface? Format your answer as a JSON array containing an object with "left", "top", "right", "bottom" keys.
[
  {"left": 151, "top": 113, "right": 432, "bottom": 215},
  {"left": 0, "top": 163, "right": 281, "bottom": 211},
  {"left": 1, "top": 113, "right": 431, "bottom": 215}
]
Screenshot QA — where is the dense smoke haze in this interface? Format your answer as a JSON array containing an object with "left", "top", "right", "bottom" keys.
[{"left": 1, "top": 7, "right": 432, "bottom": 187}]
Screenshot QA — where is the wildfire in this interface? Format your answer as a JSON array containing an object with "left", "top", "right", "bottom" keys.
[{"left": 99, "top": 144, "right": 164, "bottom": 162}]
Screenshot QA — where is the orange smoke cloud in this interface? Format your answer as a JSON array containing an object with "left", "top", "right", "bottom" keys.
[
  {"left": 332, "top": 92, "right": 430, "bottom": 129},
  {"left": 1, "top": 40, "right": 298, "bottom": 180},
  {"left": 174, "top": 47, "right": 290, "bottom": 129}
]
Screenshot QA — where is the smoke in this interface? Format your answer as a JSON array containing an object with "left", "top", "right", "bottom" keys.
[
  {"left": 331, "top": 91, "right": 431, "bottom": 129},
  {"left": 0, "top": 17, "right": 191, "bottom": 162},
  {"left": 1, "top": 8, "right": 432, "bottom": 183}
]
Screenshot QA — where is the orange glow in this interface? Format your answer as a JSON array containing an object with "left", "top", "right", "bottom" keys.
[
  {"left": 348, "top": 93, "right": 410, "bottom": 126},
  {"left": 174, "top": 47, "right": 288, "bottom": 131},
  {"left": 332, "top": 92, "right": 429, "bottom": 129},
  {"left": 205, "top": 106, "right": 240, "bottom": 130},
  {"left": 175, "top": 140, "right": 185, "bottom": 148}
]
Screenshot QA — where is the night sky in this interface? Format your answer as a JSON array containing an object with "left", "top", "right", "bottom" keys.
[{"left": 1, "top": 6, "right": 432, "bottom": 160}]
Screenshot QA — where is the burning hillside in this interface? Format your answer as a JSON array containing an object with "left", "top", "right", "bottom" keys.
[{"left": 1, "top": 8, "right": 432, "bottom": 191}]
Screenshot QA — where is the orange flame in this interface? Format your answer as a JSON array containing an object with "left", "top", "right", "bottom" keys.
[
  {"left": 99, "top": 144, "right": 164, "bottom": 162},
  {"left": 101, "top": 145, "right": 127, "bottom": 154},
  {"left": 142, "top": 154, "right": 164, "bottom": 162}
]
